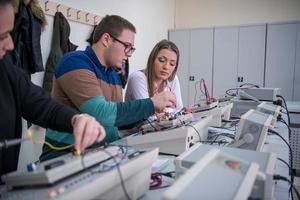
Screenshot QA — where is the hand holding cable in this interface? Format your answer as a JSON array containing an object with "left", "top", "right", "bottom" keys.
[
  {"left": 151, "top": 91, "right": 177, "bottom": 112},
  {"left": 71, "top": 114, "right": 106, "bottom": 153}
]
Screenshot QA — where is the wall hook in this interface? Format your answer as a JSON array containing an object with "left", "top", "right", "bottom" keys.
[
  {"left": 45, "top": 1, "right": 49, "bottom": 12},
  {"left": 94, "top": 16, "right": 97, "bottom": 25},
  {"left": 56, "top": 4, "right": 61, "bottom": 12},
  {"left": 67, "top": 8, "right": 71, "bottom": 17},
  {"left": 85, "top": 13, "right": 89, "bottom": 22},
  {"left": 77, "top": 11, "right": 81, "bottom": 20}
]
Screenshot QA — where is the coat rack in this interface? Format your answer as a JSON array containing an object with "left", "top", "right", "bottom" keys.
[{"left": 38, "top": 0, "right": 102, "bottom": 26}]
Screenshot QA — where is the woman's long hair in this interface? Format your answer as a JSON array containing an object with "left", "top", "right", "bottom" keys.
[{"left": 145, "top": 39, "right": 180, "bottom": 97}]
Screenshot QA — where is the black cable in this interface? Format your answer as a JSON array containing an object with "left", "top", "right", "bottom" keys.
[
  {"left": 221, "top": 118, "right": 240, "bottom": 123},
  {"left": 281, "top": 110, "right": 287, "bottom": 115},
  {"left": 279, "top": 118, "right": 292, "bottom": 137},
  {"left": 115, "top": 144, "right": 129, "bottom": 161},
  {"left": 281, "top": 107, "right": 291, "bottom": 125},
  {"left": 268, "top": 129, "right": 293, "bottom": 172},
  {"left": 209, "top": 134, "right": 222, "bottom": 145},
  {"left": 207, "top": 132, "right": 235, "bottom": 145},
  {"left": 149, "top": 184, "right": 171, "bottom": 190},
  {"left": 212, "top": 133, "right": 235, "bottom": 140},
  {"left": 79, "top": 145, "right": 124, "bottom": 174},
  {"left": 176, "top": 116, "right": 186, "bottom": 126},
  {"left": 185, "top": 124, "right": 201, "bottom": 142},
  {"left": 155, "top": 171, "right": 175, "bottom": 178},
  {"left": 144, "top": 119, "right": 161, "bottom": 132},
  {"left": 277, "top": 156, "right": 294, "bottom": 200},
  {"left": 102, "top": 147, "right": 132, "bottom": 200},
  {"left": 79, "top": 145, "right": 132, "bottom": 200},
  {"left": 274, "top": 174, "right": 300, "bottom": 200},
  {"left": 278, "top": 117, "right": 294, "bottom": 197},
  {"left": 268, "top": 128, "right": 294, "bottom": 198},
  {"left": 276, "top": 95, "right": 290, "bottom": 126},
  {"left": 211, "top": 124, "right": 237, "bottom": 131},
  {"left": 201, "top": 140, "right": 230, "bottom": 145},
  {"left": 277, "top": 157, "right": 292, "bottom": 173},
  {"left": 239, "top": 83, "right": 259, "bottom": 88},
  {"left": 225, "top": 85, "right": 258, "bottom": 97}
]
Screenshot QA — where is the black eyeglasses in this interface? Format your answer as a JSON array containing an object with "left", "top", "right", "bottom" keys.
[{"left": 110, "top": 35, "right": 136, "bottom": 54}]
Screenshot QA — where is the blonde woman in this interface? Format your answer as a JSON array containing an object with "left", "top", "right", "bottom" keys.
[{"left": 125, "top": 39, "right": 183, "bottom": 119}]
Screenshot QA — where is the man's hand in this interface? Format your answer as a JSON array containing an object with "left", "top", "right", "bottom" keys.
[
  {"left": 151, "top": 91, "right": 177, "bottom": 112},
  {"left": 71, "top": 114, "right": 106, "bottom": 152}
]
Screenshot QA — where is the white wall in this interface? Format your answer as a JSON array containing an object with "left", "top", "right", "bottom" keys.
[
  {"left": 175, "top": 0, "right": 300, "bottom": 29},
  {"left": 31, "top": 0, "right": 175, "bottom": 86}
]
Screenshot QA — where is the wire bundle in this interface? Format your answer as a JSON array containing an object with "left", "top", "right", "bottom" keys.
[{"left": 194, "top": 79, "right": 216, "bottom": 105}]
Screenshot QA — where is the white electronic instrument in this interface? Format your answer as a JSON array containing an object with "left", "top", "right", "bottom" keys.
[{"left": 126, "top": 115, "right": 213, "bottom": 155}]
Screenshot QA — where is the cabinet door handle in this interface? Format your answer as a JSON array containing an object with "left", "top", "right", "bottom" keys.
[
  {"left": 237, "top": 77, "right": 241, "bottom": 82},
  {"left": 241, "top": 77, "right": 244, "bottom": 82},
  {"left": 189, "top": 76, "right": 195, "bottom": 81}
]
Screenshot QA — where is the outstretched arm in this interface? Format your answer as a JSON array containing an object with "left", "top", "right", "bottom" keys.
[
  {"left": 80, "top": 91, "right": 176, "bottom": 127},
  {"left": 6, "top": 60, "right": 106, "bottom": 152}
]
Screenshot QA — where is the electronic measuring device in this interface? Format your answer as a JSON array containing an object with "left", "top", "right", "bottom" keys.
[
  {"left": 239, "top": 87, "right": 281, "bottom": 102},
  {"left": 256, "top": 102, "right": 281, "bottom": 127},
  {"left": 0, "top": 147, "right": 159, "bottom": 200},
  {"left": 174, "top": 143, "right": 277, "bottom": 200},
  {"left": 2, "top": 145, "right": 120, "bottom": 187},
  {"left": 126, "top": 115, "right": 213, "bottom": 155},
  {"left": 192, "top": 101, "right": 233, "bottom": 127},
  {"left": 163, "top": 146, "right": 260, "bottom": 200},
  {"left": 231, "top": 109, "right": 273, "bottom": 151}
]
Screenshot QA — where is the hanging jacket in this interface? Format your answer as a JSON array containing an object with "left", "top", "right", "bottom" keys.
[
  {"left": 9, "top": 2, "right": 44, "bottom": 76},
  {"left": 43, "top": 12, "right": 78, "bottom": 93}
]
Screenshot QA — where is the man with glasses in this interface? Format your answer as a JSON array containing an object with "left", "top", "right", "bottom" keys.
[{"left": 40, "top": 15, "right": 176, "bottom": 161}]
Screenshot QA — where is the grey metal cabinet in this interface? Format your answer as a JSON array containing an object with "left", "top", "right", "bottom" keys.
[
  {"left": 294, "top": 23, "right": 300, "bottom": 101},
  {"left": 213, "top": 25, "right": 266, "bottom": 98},
  {"left": 238, "top": 25, "right": 266, "bottom": 88},
  {"left": 169, "top": 30, "right": 190, "bottom": 106},
  {"left": 170, "top": 22, "right": 300, "bottom": 104},
  {"left": 265, "top": 23, "right": 298, "bottom": 100},
  {"left": 170, "top": 25, "right": 267, "bottom": 104},
  {"left": 213, "top": 27, "right": 239, "bottom": 98},
  {"left": 189, "top": 28, "right": 214, "bottom": 106},
  {"left": 169, "top": 28, "right": 214, "bottom": 107}
]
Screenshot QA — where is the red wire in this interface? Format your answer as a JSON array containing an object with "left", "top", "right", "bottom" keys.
[
  {"left": 194, "top": 79, "right": 217, "bottom": 105},
  {"left": 202, "top": 79, "right": 215, "bottom": 103},
  {"left": 200, "top": 79, "right": 209, "bottom": 103},
  {"left": 150, "top": 173, "right": 162, "bottom": 189}
]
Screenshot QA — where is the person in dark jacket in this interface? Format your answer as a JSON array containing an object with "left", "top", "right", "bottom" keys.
[{"left": 0, "top": 0, "right": 106, "bottom": 176}]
